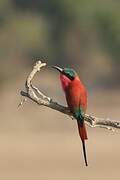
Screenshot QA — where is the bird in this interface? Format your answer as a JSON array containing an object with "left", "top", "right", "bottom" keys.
[{"left": 52, "top": 66, "right": 88, "bottom": 166}]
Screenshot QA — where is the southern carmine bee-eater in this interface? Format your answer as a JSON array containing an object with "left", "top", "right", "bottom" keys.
[{"left": 52, "top": 66, "right": 88, "bottom": 166}]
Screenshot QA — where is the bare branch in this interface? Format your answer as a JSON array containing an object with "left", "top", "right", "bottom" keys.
[{"left": 20, "top": 61, "right": 120, "bottom": 131}]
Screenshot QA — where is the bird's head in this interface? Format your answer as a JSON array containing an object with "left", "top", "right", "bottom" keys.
[
  {"left": 52, "top": 66, "right": 76, "bottom": 81},
  {"left": 52, "top": 66, "right": 78, "bottom": 90}
]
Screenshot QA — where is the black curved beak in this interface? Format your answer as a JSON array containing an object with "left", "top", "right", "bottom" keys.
[{"left": 51, "top": 66, "right": 63, "bottom": 73}]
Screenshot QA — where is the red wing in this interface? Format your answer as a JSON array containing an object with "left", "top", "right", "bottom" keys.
[{"left": 65, "top": 82, "right": 87, "bottom": 113}]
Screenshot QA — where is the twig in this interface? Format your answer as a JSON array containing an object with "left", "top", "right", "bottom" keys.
[{"left": 19, "top": 61, "right": 120, "bottom": 131}]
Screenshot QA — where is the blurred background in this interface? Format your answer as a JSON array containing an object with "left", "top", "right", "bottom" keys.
[{"left": 0, "top": 0, "right": 120, "bottom": 179}]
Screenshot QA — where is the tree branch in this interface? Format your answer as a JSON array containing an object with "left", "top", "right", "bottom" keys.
[{"left": 19, "top": 61, "right": 120, "bottom": 131}]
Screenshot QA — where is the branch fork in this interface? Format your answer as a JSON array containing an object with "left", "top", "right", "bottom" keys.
[{"left": 20, "top": 61, "right": 120, "bottom": 131}]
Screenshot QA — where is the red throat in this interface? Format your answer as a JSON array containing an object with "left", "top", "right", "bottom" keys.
[
  {"left": 60, "top": 74, "right": 71, "bottom": 91},
  {"left": 60, "top": 74, "right": 81, "bottom": 91}
]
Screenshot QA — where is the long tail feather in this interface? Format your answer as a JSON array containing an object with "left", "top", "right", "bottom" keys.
[
  {"left": 82, "top": 140, "right": 88, "bottom": 166},
  {"left": 77, "top": 122, "right": 88, "bottom": 166},
  {"left": 77, "top": 122, "right": 88, "bottom": 140}
]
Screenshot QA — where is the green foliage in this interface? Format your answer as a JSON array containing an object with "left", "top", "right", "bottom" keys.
[
  {"left": 94, "top": 5, "right": 120, "bottom": 63},
  {"left": 0, "top": 0, "right": 120, "bottom": 85}
]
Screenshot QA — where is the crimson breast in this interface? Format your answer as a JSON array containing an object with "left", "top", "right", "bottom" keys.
[{"left": 64, "top": 77, "right": 87, "bottom": 113}]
